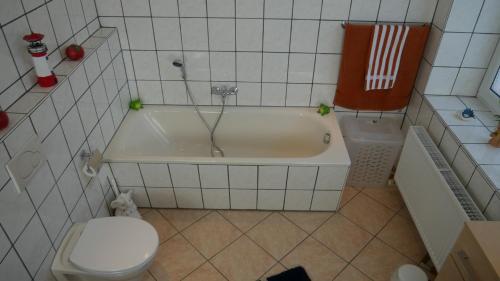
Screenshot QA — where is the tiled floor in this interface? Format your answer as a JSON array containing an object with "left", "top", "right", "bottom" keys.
[{"left": 140, "top": 186, "right": 428, "bottom": 281}]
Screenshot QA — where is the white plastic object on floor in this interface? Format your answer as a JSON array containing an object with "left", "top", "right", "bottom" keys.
[
  {"left": 110, "top": 177, "right": 142, "bottom": 219},
  {"left": 341, "top": 117, "right": 404, "bottom": 188},
  {"left": 391, "top": 264, "right": 427, "bottom": 281}
]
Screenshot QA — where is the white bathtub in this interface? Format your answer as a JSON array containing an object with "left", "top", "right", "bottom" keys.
[{"left": 104, "top": 105, "right": 351, "bottom": 211}]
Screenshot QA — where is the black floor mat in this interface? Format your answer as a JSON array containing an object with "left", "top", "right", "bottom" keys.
[{"left": 267, "top": 266, "right": 311, "bottom": 281}]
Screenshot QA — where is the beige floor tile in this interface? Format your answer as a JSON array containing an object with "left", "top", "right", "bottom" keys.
[
  {"left": 142, "top": 271, "right": 156, "bottom": 281},
  {"left": 333, "top": 266, "right": 371, "bottom": 281},
  {"left": 149, "top": 234, "right": 206, "bottom": 281},
  {"left": 340, "top": 187, "right": 361, "bottom": 208},
  {"left": 211, "top": 236, "right": 276, "bottom": 281},
  {"left": 218, "top": 210, "right": 270, "bottom": 233},
  {"left": 340, "top": 193, "right": 395, "bottom": 234},
  {"left": 377, "top": 215, "right": 427, "bottom": 262},
  {"left": 260, "top": 263, "right": 287, "bottom": 279},
  {"left": 281, "top": 237, "right": 347, "bottom": 281},
  {"left": 281, "top": 211, "right": 333, "bottom": 234},
  {"left": 247, "top": 213, "right": 308, "bottom": 259},
  {"left": 312, "top": 214, "right": 372, "bottom": 261},
  {"left": 183, "top": 212, "right": 242, "bottom": 258},
  {"left": 142, "top": 210, "right": 177, "bottom": 243},
  {"left": 352, "top": 238, "right": 413, "bottom": 281},
  {"left": 158, "top": 209, "right": 210, "bottom": 231},
  {"left": 362, "top": 187, "right": 405, "bottom": 211},
  {"left": 139, "top": 208, "right": 152, "bottom": 215},
  {"left": 183, "top": 262, "right": 227, "bottom": 281},
  {"left": 397, "top": 206, "right": 412, "bottom": 220}
]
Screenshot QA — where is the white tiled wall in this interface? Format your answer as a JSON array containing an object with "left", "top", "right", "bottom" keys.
[
  {"left": 0, "top": 27, "right": 128, "bottom": 280},
  {"left": 97, "top": 0, "right": 438, "bottom": 110},
  {"left": 111, "top": 162, "right": 349, "bottom": 212}
]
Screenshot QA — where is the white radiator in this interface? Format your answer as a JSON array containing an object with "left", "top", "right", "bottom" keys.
[{"left": 394, "top": 126, "right": 484, "bottom": 271}]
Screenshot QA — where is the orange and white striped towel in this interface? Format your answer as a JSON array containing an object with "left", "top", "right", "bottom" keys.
[{"left": 365, "top": 24, "right": 410, "bottom": 91}]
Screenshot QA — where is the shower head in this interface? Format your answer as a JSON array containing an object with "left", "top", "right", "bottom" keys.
[{"left": 172, "top": 59, "right": 183, "bottom": 67}]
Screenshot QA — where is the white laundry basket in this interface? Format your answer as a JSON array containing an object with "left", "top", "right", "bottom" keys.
[{"left": 341, "top": 117, "right": 404, "bottom": 188}]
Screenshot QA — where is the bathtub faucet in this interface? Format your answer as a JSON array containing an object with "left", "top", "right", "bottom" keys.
[{"left": 211, "top": 86, "right": 238, "bottom": 97}]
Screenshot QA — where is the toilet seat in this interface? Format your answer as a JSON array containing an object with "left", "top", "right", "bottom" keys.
[{"left": 69, "top": 217, "right": 159, "bottom": 277}]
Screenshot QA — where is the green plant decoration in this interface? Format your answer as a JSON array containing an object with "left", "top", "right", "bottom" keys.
[
  {"left": 317, "top": 103, "right": 330, "bottom": 116},
  {"left": 129, "top": 98, "right": 143, "bottom": 111}
]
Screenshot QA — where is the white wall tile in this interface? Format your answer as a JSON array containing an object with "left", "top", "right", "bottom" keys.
[
  {"left": 474, "top": 0, "right": 500, "bottom": 33},
  {"left": 122, "top": 0, "right": 151, "bottom": 16},
  {"left": 84, "top": 178, "right": 105, "bottom": 215},
  {"left": 0, "top": 145, "right": 11, "bottom": 188},
  {"left": 208, "top": 19, "right": 235, "bottom": 51},
  {"left": 151, "top": 18, "right": 181, "bottom": 51},
  {"left": 118, "top": 186, "right": 150, "bottom": 207},
  {"left": 284, "top": 190, "right": 313, "bottom": 210},
  {"left": 462, "top": 34, "right": 499, "bottom": 68},
  {"left": 258, "top": 190, "right": 285, "bottom": 210},
  {"left": 452, "top": 148, "right": 476, "bottom": 185},
  {"left": 199, "top": 165, "right": 229, "bottom": 188},
  {"left": 137, "top": 80, "right": 164, "bottom": 104},
  {"left": 61, "top": 105, "right": 86, "bottom": 156},
  {"left": 439, "top": 129, "right": 460, "bottom": 163},
  {"left": 179, "top": 0, "right": 207, "bottom": 17},
  {"left": 181, "top": 18, "right": 209, "bottom": 51},
  {"left": 202, "top": 189, "right": 230, "bottom": 209},
  {"left": 150, "top": 0, "right": 179, "bottom": 16},
  {"left": 14, "top": 215, "right": 51, "bottom": 275},
  {"left": 317, "top": 21, "right": 344, "bottom": 54},
  {"left": 311, "top": 84, "right": 336, "bottom": 106},
  {"left": 293, "top": 0, "right": 322, "bottom": 19},
  {"left": 139, "top": 164, "right": 172, "bottom": 187},
  {"left": 424, "top": 67, "right": 458, "bottom": 95},
  {"left": 77, "top": 89, "right": 99, "bottom": 136},
  {"left": 237, "top": 52, "right": 262, "bottom": 82},
  {"left": 467, "top": 169, "right": 495, "bottom": 211},
  {"left": 57, "top": 163, "right": 83, "bottom": 211},
  {"left": 484, "top": 193, "right": 500, "bottom": 220},
  {"left": 207, "top": 0, "right": 235, "bottom": 17},
  {"left": 321, "top": 0, "right": 350, "bottom": 20},
  {"left": 210, "top": 52, "right": 236, "bottom": 81},
  {"left": 378, "top": 0, "right": 409, "bottom": 22},
  {"left": 103, "top": 65, "right": 118, "bottom": 102},
  {"left": 349, "top": 0, "right": 380, "bottom": 21},
  {"left": 288, "top": 54, "right": 315, "bottom": 83},
  {"left": 3, "top": 16, "right": 32, "bottom": 76},
  {"left": 132, "top": 51, "right": 160, "bottom": 80},
  {"left": 236, "top": 0, "right": 263, "bottom": 18},
  {"left": 4, "top": 118, "right": 36, "bottom": 156},
  {"left": 236, "top": 19, "right": 263, "bottom": 51},
  {"left": 262, "top": 53, "right": 289, "bottom": 82},
  {"left": 406, "top": 0, "right": 438, "bottom": 22},
  {"left": 42, "top": 125, "right": 72, "bottom": 179},
  {"left": 174, "top": 188, "right": 203, "bottom": 208},
  {"left": 286, "top": 84, "right": 311, "bottom": 106},
  {"left": 162, "top": 81, "right": 188, "bottom": 104},
  {"left": 236, "top": 83, "right": 261, "bottom": 105},
  {"left": 147, "top": 188, "right": 177, "bottom": 208},
  {"left": 51, "top": 80, "right": 76, "bottom": 118},
  {"left": 26, "top": 162, "right": 55, "bottom": 208},
  {"left": 445, "top": 0, "right": 483, "bottom": 32},
  {"left": 313, "top": 54, "right": 341, "bottom": 84},
  {"left": 264, "top": 0, "right": 293, "bottom": 18},
  {"left": 0, "top": 249, "right": 31, "bottom": 281},
  {"left": 91, "top": 77, "right": 109, "bottom": 118},
  {"left": 30, "top": 97, "right": 59, "bottom": 140},
  {"left": 183, "top": 51, "right": 211, "bottom": 81},
  {"left": 125, "top": 18, "right": 155, "bottom": 50},
  {"left": 263, "top": 20, "right": 291, "bottom": 52},
  {"left": 230, "top": 189, "right": 257, "bottom": 209},
  {"left": 311, "top": 190, "right": 341, "bottom": 211},
  {"left": 261, "top": 83, "right": 286, "bottom": 106},
  {"left": 97, "top": 44, "right": 112, "bottom": 71},
  {"left": 432, "top": 0, "right": 453, "bottom": 30},
  {"left": 111, "top": 163, "right": 144, "bottom": 187},
  {"left": 0, "top": 181, "right": 36, "bottom": 240},
  {"left": 0, "top": 228, "right": 10, "bottom": 262},
  {"left": 169, "top": 164, "right": 200, "bottom": 188},
  {"left": 84, "top": 52, "right": 101, "bottom": 84},
  {"left": 287, "top": 166, "right": 318, "bottom": 190},
  {"left": 290, "top": 20, "right": 319, "bottom": 53},
  {"left": 259, "top": 166, "right": 287, "bottom": 189},
  {"left": 433, "top": 33, "right": 471, "bottom": 67},
  {"left": 229, "top": 166, "right": 257, "bottom": 189},
  {"left": 0, "top": 0, "right": 24, "bottom": 25},
  {"left": 451, "top": 68, "right": 485, "bottom": 97},
  {"left": 315, "top": 165, "right": 348, "bottom": 190},
  {"left": 427, "top": 114, "right": 445, "bottom": 143},
  {"left": 70, "top": 194, "right": 92, "bottom": 223}
]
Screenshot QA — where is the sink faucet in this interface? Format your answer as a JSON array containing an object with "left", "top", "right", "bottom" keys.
[{"left": 211, "top": 86, "right": 238, "bottom": 97}]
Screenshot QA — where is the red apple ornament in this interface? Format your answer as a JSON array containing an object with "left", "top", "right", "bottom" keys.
[
  {"left": 65, "top": 44, "right": 84, "bottom": 60},
  {"left": 0, "top": 111, "right": 9, "bottom": 130}
]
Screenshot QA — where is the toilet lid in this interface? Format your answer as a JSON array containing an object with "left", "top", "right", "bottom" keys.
[{"left": 70, "top": 217, "right": 159, "bottom": 275}]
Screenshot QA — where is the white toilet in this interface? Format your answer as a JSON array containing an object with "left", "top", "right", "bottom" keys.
[
  {"left": 391, "top": 264, "right": 428, "bottom": 281},
  {"left": 52, "top": 216, "right": 159, "bottom": 281}
]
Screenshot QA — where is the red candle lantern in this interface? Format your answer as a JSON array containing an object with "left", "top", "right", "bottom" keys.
[{"left": 22, "top": 32, "right": 58, "bottom": 87}]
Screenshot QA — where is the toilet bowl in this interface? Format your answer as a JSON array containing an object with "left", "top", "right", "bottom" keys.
[
  {"left": 391, "top": 264, "right": 428, "bottom": 281},
  {"left": 52, "top": 216, "right": 159, "bottom": 281}
]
